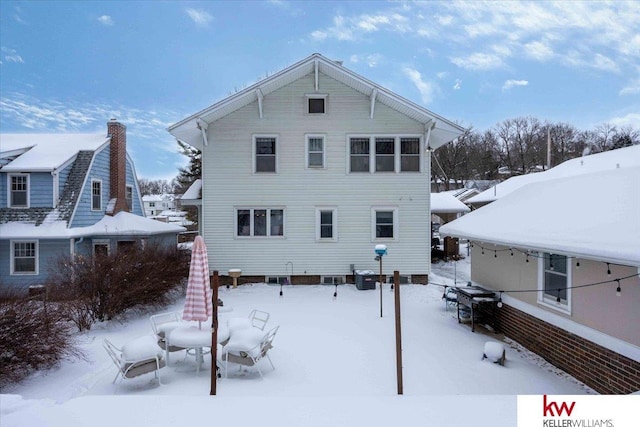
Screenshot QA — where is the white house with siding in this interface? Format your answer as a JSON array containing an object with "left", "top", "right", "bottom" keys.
[{"left": 169, "top": 53, "right": 464, "bottom": 284}]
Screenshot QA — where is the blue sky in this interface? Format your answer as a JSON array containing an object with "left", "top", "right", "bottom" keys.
[{"left": 1, "top": 1, "right": 638, "bottom": 182}]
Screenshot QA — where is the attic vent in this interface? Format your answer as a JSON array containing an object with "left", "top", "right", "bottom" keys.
[{"left": 306, "top": 94, "right": 327, "bottom": 114}]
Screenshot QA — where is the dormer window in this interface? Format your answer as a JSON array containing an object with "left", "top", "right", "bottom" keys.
[
  {"left": 9, "top": 174, "right": 29, "bottom": 208},
  {"left": 306, "top": 94, "right": 327, "bottom": 114}
]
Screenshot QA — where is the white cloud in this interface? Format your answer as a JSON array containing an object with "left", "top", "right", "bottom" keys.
[
  {"left": 186, "top": 8, "right": 213, "bottom": 27},
  {"left": 310, "top": 1, "right": 639, "bottom": 78},
  {"left": 1, "top": 47, "right": 24, "bottom": 64},
  {"left": 97, "top": 15, "right": 113, "bottom": 26},
  {"left": 350, "top": 53, "right": 382, "bottom": 68},
  {"left": 453, "top": 79, "right": 462, "bottom": 90},
  {"left": 450, "top": 52, "right": 504, "bottom": 70},
  {"left": 502, "top": 79, "right": 529, "bottom": 91},
  {"left": 608, "top": 112, "right": 640, "bottom": 128},
  {"left": 402, "top": 67, "right": 437, "bottom": 104},
  {"left": 619, "top": 77, "right": 640, "bottom": 96},
  {"left": 524, "top": 40, "right": 554, "bottom": 61}
]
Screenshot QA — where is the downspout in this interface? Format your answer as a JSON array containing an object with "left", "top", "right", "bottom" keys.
[{"left": 51, "top": 169, "right": 59, "bottom": 208}]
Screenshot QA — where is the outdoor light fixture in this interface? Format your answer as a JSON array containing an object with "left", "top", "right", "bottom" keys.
[{"left": 375, "top": 244, "right": 387, "bottom": 317}]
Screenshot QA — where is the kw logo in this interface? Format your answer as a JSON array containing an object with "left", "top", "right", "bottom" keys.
[{"left": 543, "top": 395, "right": 576, "bottom": 417}]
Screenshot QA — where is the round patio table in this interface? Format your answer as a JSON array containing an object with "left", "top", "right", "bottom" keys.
[{"left": 168, "top": 323, "right": 230, "bottom": 373}]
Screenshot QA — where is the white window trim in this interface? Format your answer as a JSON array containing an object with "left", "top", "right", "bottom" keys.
[
  {"left": 92, "top": 239, "right": 110, "bottom": 256},
  {"left": 399, "top": 136, "right": 423, "bottom": 173},
  {"left": 306, "top": 134, "right": 326, "bottom": 169},
  {"left": 8, "top": 173, "right": 30, "bottom": 208},
  {"left": 315, "top": 206, "right": 338, "bottom": 242},
  {"left": 234, "top": 207, "right": 286, "bottom": 238},
  {"left": 10, "top": 239, "right": 39, "bottom": 275},
  {"left": 305, "top": 93, "right": 328, "bottom": 115},
  {"left": 91, "top": 179, "right": 102, "bottom": 211},
  {"left": 537, "top": 253, "right": 572, "bottom": 314},
  {"left": 252, "top": 134, "right": 279, "bottom": 174},
  {"left": 346, "top": 135, "right": 423, "bottom": 174},
  {"left": 371, "top": 206, "right": 399, "bottom": 241}
]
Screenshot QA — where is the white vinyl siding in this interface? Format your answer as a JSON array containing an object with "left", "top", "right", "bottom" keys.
[{"left": 200, "top": 72, "right": 429, "bottom": 276}]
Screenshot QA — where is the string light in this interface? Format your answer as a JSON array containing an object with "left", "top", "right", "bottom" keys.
[
  {"left": 497, "top": 292, "right": 503, "bottom": 308},
  {"left": 576, "top": 259, "right": 580, "bottom": 269},
  {"left": 607, "top": 263, "right": 611, "bottom": 276},
  {"left": 556, "top": 289, "right": 562, "bottom": 304},
  {"left": 510, "top": 249, "right": 514, "bottom": 256},
  {"left": 616, "top": 279, "right": 621, "bottom": 297},
  {"left": 494, "top": 250, "right": 497, "bottom": 258}
]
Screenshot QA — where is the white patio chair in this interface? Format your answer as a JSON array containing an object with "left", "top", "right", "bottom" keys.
[
  {"left": 248, "top": 309, "right": 270, "bottom": 331},
  {"left": 443, "top": 286, "right": 458, "bottom": 311},
  {"left": 150, "top": 311, "right": 186, "bottom": 364},
  {"left": 222, "top": 325, "right": 279, "bottom": 379},
  {"left": 103, "top": 337, "right": 165, "bottom": 392}
]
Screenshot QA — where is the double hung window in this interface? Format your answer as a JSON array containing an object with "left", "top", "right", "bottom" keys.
[
  {"left": 254, "top": 136, "right": 277, "bottom": 173},
  {"left": 307, "top": 135, "right": 325, "bottom": 168},
  {"left": 400, "top": 138, "right": 420, "bottom": 172},
  {"left": 350, "top": 138, "right": 370, "bottom": 172},
  {"left": 372, "top": 207, "right": 398, "bottom": 240},
  {"left": 375, "top": 138, "right": 395, "bottom": 172},
  {"left": 91, "top": 180, "right": 102, "bottom": 211},
  {"left": 316, "top": 207, "right": 337, "bottom": 241},
  {"left": 9, "top": 174, "right": 29, "bottom": 207},
  {"left": 237, "top": 208, "right": 284, "bottom": 237},
  {"left": 11, "top": 240, "right": 38, "bottom": 275},
  {"left": 539, "top": 253, "right": 571, "bottom": 311}
]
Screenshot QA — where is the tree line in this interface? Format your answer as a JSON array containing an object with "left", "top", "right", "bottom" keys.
[{"left": 431, "top": 117, "right": 639, "bottom": 190}]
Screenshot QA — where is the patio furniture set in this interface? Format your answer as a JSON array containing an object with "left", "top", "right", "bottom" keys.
[{"left": 103, "top": 308, "right": 278, "bottom": 390}]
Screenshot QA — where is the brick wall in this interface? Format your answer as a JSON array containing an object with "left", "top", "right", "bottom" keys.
[
  {"left": 107, "top": 119, "right": 128, "bottom": 215},
  {"left": 497, "top": 303, "right": 640, "bottom": 394}
]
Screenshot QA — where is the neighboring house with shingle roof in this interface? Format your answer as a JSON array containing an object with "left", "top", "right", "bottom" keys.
[{"left": 0, "top": 120, "right": 185, "bottom": 294}]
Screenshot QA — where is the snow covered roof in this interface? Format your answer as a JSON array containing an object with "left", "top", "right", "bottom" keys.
[
  {"left": 0, "top": 133, "right": 109, "bottom": 172},
  {"left": 0, "top": 211, "right": 185, "bottom": 239},
  {"left": 440, "top": 166, "right": 640, "bottom": 266},
  {"left": 467, "top": 145, "right": 640, "bottom": 205},
  {"left": 168, "top": 53, "right": 464, "bottom": 151},
  {"left": 431, "top": 192, "right": 470, "bottom": 214},
  {"left": 180, "top": 179, "right": 202, "bottom": 204}
]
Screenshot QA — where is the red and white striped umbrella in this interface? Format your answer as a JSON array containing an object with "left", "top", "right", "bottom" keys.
[{"left": 183, "top": 236, "right": 212, "bottom": 328}]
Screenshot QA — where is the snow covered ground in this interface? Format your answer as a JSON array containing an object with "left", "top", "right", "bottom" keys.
[{"left": 1, "top": 253, "right": 594, "bottom": 427}]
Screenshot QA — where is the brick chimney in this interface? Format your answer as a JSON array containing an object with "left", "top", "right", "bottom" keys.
[{"left": 106, "top": 119, "right": 129, "bottom": 215}]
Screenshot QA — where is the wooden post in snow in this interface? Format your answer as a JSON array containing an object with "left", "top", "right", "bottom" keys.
[
  {"left": 394, "top": 270, "right": 403, "bottom": 395},
  {"left": 210, "top": 270, "right": 219, "bottom": 396}
]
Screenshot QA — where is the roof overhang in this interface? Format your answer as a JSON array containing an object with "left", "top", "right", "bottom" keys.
[{"left": 168, "top": 53, "right": 465, "bottom": 150}]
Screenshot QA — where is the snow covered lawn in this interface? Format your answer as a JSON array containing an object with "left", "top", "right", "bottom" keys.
[{"left": 1, "top": 259, "right": 593, "bottom": 427}]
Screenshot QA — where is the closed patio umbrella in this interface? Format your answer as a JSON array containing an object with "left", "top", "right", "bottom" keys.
[{"left": 183, "top": 236, "right": 213, "bottom": 329}]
